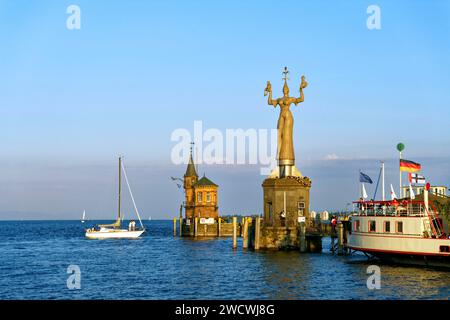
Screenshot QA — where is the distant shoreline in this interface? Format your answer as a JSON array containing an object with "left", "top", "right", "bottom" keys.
[{"left": 0, "top": 219, "right": 171, "bottom": 222}]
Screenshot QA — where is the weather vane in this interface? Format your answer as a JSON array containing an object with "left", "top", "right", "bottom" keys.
[{"left": 282, "top": 66, "right": 289, "bottom": 82}]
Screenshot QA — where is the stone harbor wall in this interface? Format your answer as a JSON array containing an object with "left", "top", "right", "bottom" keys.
[
  {"left": 257, "top": 226, "right": 299, "bottom": 249},
  {"left": 181, "top": 220, "right": 239, "bottom": 237},
  {"left": 248, "top": 223, "right": 322, "bottom": 252}
]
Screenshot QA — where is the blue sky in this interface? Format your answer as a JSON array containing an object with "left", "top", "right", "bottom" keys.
[{"left": 1, "top": 1, "right": 450, "bottom": 219}]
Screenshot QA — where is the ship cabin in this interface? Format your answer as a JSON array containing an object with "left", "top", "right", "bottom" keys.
[{"left": 350, "top": 199, "right": 446, "bottom": 240}]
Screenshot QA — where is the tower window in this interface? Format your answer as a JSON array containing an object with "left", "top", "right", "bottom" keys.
[
  {"left": 206, "top": 192, "right": 211, "bottom": 203},
  {"left": 298, "top": 202, "right": 305, "bottom": 216},
  {"left": 197, "top": 192, "right": 202, "bottom": 202}
]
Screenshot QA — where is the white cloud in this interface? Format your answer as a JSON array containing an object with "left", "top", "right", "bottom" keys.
[{"left": 325, "top": 153, "right": 339, "bottom": 160}]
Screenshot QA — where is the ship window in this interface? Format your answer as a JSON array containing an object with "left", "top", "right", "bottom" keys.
[
  {"left": 354, "top": 220, "right": 360, "bottom": 232},
  {"left": 439, "top": 246, "right": 450, "bottom": 253},
  {"left": 384, "top": 221, "right": 391, "bottom": 233},
  {"left": 396, "top": 221, "right": 403, "bottom": 233},
  {"left": 369, "top": 220, "right": 376, "bottom": 232}
]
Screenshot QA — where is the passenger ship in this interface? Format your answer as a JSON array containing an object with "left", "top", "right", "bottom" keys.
[{"left": 347, "top": 188, "right": 450, "bottom": 268}]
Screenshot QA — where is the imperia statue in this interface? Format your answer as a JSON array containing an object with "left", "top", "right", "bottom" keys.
[{"left": 264, "top": 67, "right": 308, "bottom": 177}]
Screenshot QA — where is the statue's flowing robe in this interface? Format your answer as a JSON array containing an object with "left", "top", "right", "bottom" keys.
[{"left": 277, "top": 106, "right": 295, "bottom": 162}]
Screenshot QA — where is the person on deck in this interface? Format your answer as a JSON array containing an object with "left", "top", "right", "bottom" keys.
[
  {"left": 280, "top": 211, "right": 286, "bottom": 226},
  {"left": 331, "top": 216, "right": 337, "bottom": 233}
]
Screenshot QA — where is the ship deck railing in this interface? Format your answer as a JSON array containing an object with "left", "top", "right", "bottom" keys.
[{"left": 351, "top": 200, "right": 436, "bottom": 218}]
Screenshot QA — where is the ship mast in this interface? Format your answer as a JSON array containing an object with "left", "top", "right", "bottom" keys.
[{"left": 118, "top": 156, "right": 122, "bottom": 222}]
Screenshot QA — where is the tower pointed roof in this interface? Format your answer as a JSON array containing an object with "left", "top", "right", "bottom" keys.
[
  {"left": 195, "top": 174, "right": 218, "bottom": 187},
  {"left": 185, "top": 148, "right": 198, "bottom": 178}
]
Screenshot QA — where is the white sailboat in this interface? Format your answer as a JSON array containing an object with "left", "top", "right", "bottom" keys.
[
  {"left": 81, "top": 210, "right": 86, "bottom": 223},
  {"left": 85, "top": 157, "right": 145, "bottom": 239}
]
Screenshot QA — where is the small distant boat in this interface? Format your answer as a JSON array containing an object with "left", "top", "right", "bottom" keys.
[
  {"left": 85, "top": 157, "right": 145, "bottom": 239},
  {"left": 81, "top": 210, "right": 86, "bottom": 223},
  {"left": 148, "top": 216, "right": 152, "bottom": 221}
]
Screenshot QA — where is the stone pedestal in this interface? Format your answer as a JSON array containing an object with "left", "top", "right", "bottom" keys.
[
  {"left": 255, "top": 169, "right": 320, "bottom": 251},
  {"left": 262, "top": 175, "right": 311, "bottom": 228}
]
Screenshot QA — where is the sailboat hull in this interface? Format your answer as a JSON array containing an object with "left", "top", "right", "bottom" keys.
[{"left": 85, "top": 229, "right": 144, "bottom": 239}]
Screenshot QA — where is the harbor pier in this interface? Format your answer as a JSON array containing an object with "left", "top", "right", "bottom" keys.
[
  {"left": 247, "top": 219, "right": 323, "bottom": 252},
  {"left": 172, "top": 216, "right": 246, "bottom": 238}
]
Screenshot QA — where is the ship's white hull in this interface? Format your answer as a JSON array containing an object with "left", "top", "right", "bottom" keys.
[
  {"left": 85, "top": 229, "right": 145, "bottom": 239},
  {"left": 348, "top": 232, "right": 450, "bottom": 256},
  {"left": 348, "top": 233, "right": 450, "bottom": 268},
  {"left": 365, "top": 251, "right": 450, "bottom": 269}
]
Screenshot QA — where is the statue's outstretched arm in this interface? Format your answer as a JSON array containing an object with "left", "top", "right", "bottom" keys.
[
  {"left": 293, "top": 75, "right": 308, "bottom": 105},
  {"left": 264, "top": 81, "right": 278, "bottom": 107}
]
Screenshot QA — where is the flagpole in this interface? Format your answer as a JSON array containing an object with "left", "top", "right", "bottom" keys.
[
  {"left": 381, "top": 161, "right": 385, "bottom": 201},
  {"left": 359, "top": 170, "right": 362, "bottom": 199},
  {"left": 399, "top": 151, "right": 402, "bottom": 199},
  {"left": 360, "top": 183, "right": 362, "bottom": 199},
  {"left": 397, "top": 143, "right": 405, "bottom": 199}
]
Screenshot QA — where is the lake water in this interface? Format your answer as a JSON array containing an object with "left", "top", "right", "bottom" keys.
[{"left": 0, "top": 220, "right": 448, "bottom": 300}]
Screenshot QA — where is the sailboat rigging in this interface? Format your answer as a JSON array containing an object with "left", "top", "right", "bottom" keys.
[{"left": 85, "top": 157, "right": 145, "bottom": 239}]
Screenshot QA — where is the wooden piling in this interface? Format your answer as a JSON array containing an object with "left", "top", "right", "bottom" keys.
[
  {"left": 194, "top": 217, "right": 199, "bottom": 237},
  {"left": 232, "top": 216, "right": 237, "bottom": 249},
  {"left": 218, "top": 218, "right": 221, "bottom": 237},
  {"left": 254, "top": 217, "right": 261, "bottom": 250},
  {"left": 331, "top": 235, "right": 336, "bottom": 253},
  {"left": 179, "top": 217, "right": 182, "bottom": 237},
  {"left": 242, "top": 217, "right": 249, "bottom": 249},
  {"left": 173, "top": 218, "right": 177, "bottom": 236},
  {"left": 299, "top": 222, "right": 307, "bottom": 253},
  {"left": 337, "top": 222, "right": 344, "bottom": 255}
]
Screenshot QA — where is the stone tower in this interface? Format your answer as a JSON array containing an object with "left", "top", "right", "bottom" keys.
[
  {"left": 184, "top": 148, "right": 198, "bottom": 219},
  {"left": 183, "top": 147, "right": 219, "bottom": 220},
  {"left": 192, "top": 175, "right": 219, "bottom": 219}
]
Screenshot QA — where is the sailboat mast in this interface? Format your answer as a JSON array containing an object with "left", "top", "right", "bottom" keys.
[{"left": 118, "top": 156, "right": 122, "bottom": 221}]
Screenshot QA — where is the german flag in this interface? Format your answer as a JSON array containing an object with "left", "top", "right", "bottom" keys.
[{"left": 400, "top": 159, "right": 421, "bottom": 173}]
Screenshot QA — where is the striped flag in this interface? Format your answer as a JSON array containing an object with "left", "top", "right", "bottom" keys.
[
  {"left": 400, "top": 159, "right": 421, "bottom": 173},
  {"left": 408, "top": 173, "right": 426, "bottom": 185}
]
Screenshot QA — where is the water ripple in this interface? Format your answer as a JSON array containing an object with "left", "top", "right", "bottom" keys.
[{"left": 0, "top": 221, "right": 448, "bottom": 299}]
